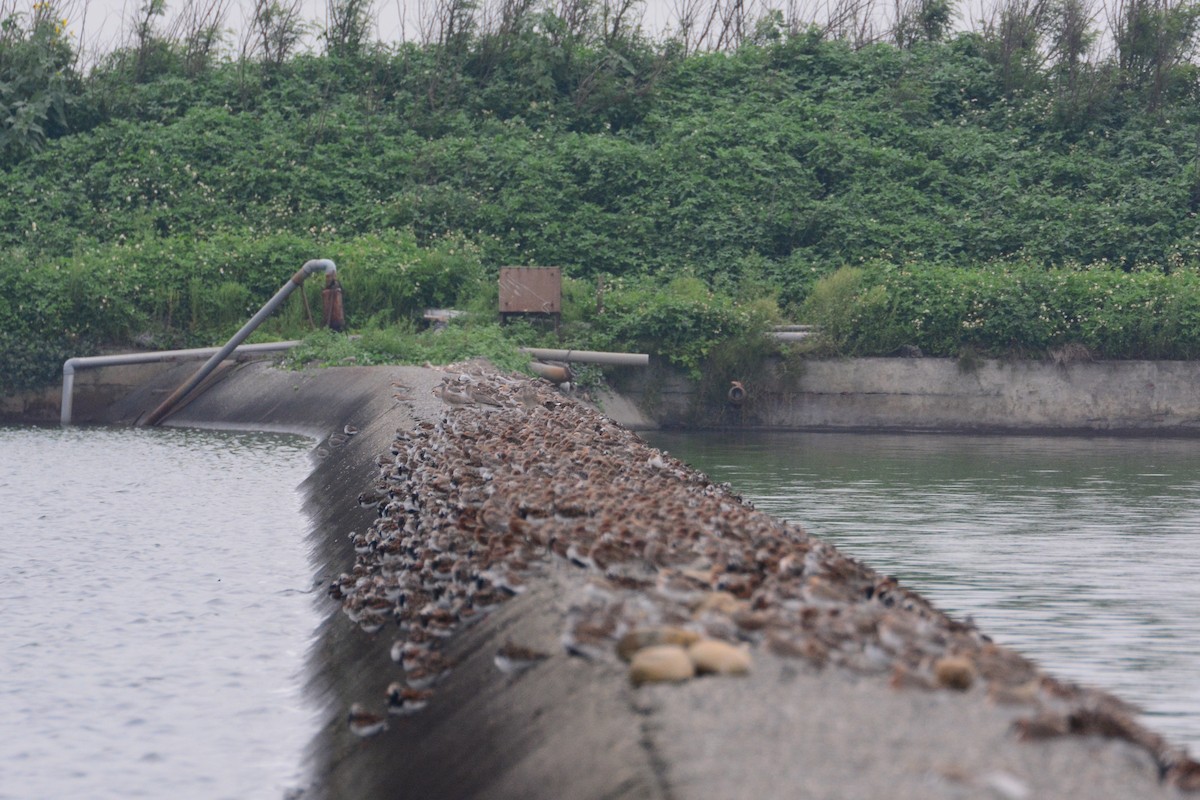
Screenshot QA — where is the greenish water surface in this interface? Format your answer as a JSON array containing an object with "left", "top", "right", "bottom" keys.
[{"left": 645, "top": 430, "right": 1200, "bottom": 754}]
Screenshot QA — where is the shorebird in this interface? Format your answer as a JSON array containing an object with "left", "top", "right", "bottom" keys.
[
  {"left": 517, "top": 383, "right": 542, "bottom": 410},
  {"left": 433, "top": 384, "right": 475, "bottom": 407},
  {"left": 386, "top": 682, "right": 433, "bottom": 716},
  {"left": 494, "top": 641, "right": 550, "bottom": 675},
  {"left": 467, "top": 384, "right": 503, "bottom": 407},
  {"left": 347, "top": 703, "right": 388, "bottom": 737},
  {"left": 357, "top": 489, "right": 386, "bottom": 508}
]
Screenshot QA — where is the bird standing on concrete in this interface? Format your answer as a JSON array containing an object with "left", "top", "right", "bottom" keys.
[
  {"left": 433, "top": 383, "right": 475, "bottom": 407},
  {"left": 347, "top": 703, "right": 388, "bottom": 737}
]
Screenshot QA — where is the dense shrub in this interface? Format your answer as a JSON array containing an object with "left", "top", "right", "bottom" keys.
[
  {"left": 282, "top": 319, "right": 533, "bottom": 374},
  {"left": 7, "top": 11, "right": 1200, "bottom": 392},
  {"left": 808, "top": 263, "right": 1200, "bottom": 360},
  {"left": 0, "top": 227, "right": 486, "bottom": 391},
  {"left": 590, "top": 275, "right": 779, "bottom": 379}
]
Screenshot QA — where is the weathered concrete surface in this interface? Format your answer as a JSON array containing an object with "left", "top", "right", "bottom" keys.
[
  {"left": 50, "top": 359, "right": 1185, "bottom": 800},
  {"left": 16, "top": 352, "right": 1200, "bottom": 436},
  {"left": 0, "top": 361, "right": 182, "bottom": 425},
  {"left": 615, "top": 356, "right": 1200, "bottom": 434}
]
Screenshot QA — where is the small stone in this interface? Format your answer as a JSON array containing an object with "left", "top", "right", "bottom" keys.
[
  {"left": 692, "top": 591, "right": 744, "bottom": 616},
  {"left": 616, "top": 627, "right": 701, "bottom": 662},
  {"left": 934, "top": 656, "right": 976, "bottom": 691},
  {"left": 731, "top": 609, "right": 772, "bottom": 632},
  {"left": 629, "top": 645, "right": 696, "bottom": 686},
  {"left": 688, "top": 639, "right": 752, "bottom": 676}
]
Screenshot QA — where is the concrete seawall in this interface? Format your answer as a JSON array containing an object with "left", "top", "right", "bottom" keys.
[
  {"left": 39, "top": 358, "right": 1199, "bottom": 799},
  {"left": 13, "top": 353, "right": 1200, "bottom": 436},
  {"left": 613, "top": 356, "right": 1200, "bottom": 434}
]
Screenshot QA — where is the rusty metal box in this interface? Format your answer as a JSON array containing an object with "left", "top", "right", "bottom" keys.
[{"left": 499, "top": 267, "right": 561, "bottom": 314}]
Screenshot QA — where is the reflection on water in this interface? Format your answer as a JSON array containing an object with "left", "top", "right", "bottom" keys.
[
  {"left": 646, "top": 430, "right": 1200, "bottom": 753},
  {"left": 0, "top": 425, "right": 318, "bottom": 800}
]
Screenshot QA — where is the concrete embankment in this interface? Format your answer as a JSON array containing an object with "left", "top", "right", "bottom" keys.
[
  {"left": 18, "top": 359, "right": 1200, "bottom": 799},
  {"left": 614, "top": 356, "right": 1200, "bottom": 434},
  {"left": 14, "top": 352, "right": 1200, "bottom": 435}
]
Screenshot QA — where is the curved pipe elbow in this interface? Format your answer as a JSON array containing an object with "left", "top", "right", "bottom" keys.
[
  {"left": 304, "top": 258, "right": 337, "bottom": 277},
  {"left": 292, "top": 259, "right": 338, "bottom": 285}
]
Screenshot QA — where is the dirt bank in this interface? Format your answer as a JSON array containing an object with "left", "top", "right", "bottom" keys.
[{"left": 84, "top": 360, "right": 1200, "bottom": 798}]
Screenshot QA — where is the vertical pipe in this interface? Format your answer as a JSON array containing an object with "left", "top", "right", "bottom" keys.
[{"left": 60, "top": 361, "right": 77, "bottom": 425}]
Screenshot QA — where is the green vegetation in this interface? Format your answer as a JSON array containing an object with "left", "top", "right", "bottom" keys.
[
  {"left": 281, "top": 321, "right": 536, "bottom": 374},
  {"left": 6, "top": 0, "right": 1200, "bottom": 393},
  {"left": 805, "top": 262, "right": 1200, "bottom": 360}
]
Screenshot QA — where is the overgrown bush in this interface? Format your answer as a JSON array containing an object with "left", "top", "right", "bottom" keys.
[
  {"left": 282, "top": 318, "right": 532, "bottom": 374},
  {"left": 814, "top": 262, "right": 1200, "bottom": 360},
  {"left": 590, "top": 275, "right": 780, "bottom": 379},
  {"left": 9, "top": 7, "right": 1200, "bottom": 392},
  {"left": 0, "top": 226, "right": 489, "bottom": 390},
  {"left": 0, "top": 1, "right": 76, "bottom": 163},
  {"left": 800, "top": 267, "right": 890, "bottom": 354}
]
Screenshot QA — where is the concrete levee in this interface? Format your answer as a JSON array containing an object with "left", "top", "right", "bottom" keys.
[
  {"left": 0, "top": 361, "right": 180, "bottom": 425},
  {"left": 11, "top": 353, "right": 1200, "bottom": 435},
  {"left": 106, "top": 361, "right": 666, "bottom": 800},
  {"left": 5, "top": 358, "right": 1200, "bottom": 799},
  {"left": 612, "top": 356, "right": 1200, "bottom": 434}
]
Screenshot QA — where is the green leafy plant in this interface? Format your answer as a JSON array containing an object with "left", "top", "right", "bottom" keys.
[
  {"left": 0, "top": 1, "right": 77, "bottom": 163},
  {"left": 591, "top": 274, "right": 779, "bottom": 379},
  {"left": 9, "top": 18, "right": 1200, "bottom": 394},
  {"left": 281, "top": 318, "right": 532, "bottom": 373}
]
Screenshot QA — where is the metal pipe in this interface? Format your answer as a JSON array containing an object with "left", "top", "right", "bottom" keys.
[
  {"left": 61, "top": 342, "right": 302, "bottom": 425},
  {"left": 142, "top": 259, "right": 336, "bottom": 426},
  {"left": 61, "top": 366, "right": 74, "bottom": 426},
  {"left": 528, "top": 361, "right": 573, "bottom": 384},
  {"left": 518, "top": 348, "right": 649, "bottom": 366},
  {"left": 771, "top": 332, "right": 815, "bottom": 342}
]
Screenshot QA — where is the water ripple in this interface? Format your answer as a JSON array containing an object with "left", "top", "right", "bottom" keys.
[
  {"left": 0, "top": 425, "right": 318, "bottom": 800},
  {"left": 648, "top": 430, "right": 1200, "bottom": 754}
]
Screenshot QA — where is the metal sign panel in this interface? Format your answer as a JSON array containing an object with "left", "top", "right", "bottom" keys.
[{"left": 499, "top": 267, "right": 562, "bottom": 314}]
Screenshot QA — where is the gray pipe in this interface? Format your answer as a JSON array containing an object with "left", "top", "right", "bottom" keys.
[
  {"left": 142, "top": 259, "right": 336, "bottom": 426},
  {"left": 61, "top": 342, "right": 302, "bottom": 425},
  {"left": 62, "top": 366, "right": 74, "bottom": 426},
  {"left": 518, "top": 347, "right": 648, "bottom": 366}
]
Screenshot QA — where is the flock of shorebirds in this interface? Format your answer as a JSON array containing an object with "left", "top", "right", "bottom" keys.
[{"left": 333, "top": 366, "right": 1200, "bottom": 790}]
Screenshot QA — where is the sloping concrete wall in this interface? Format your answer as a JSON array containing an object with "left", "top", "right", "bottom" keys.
[
  {"left": 615, "top": 357, "right": 1200, "bottom": 434},
  {"left": 144, "top": 362, "right": 667, "bottom": 800}
]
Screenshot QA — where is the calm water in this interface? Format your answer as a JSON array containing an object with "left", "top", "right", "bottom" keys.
[
  {"left": 647, "top": 430, "right": 1200, "bottom": 753},
  {"left": 0, "top": 425, "right": 319, "bottom": 800}
]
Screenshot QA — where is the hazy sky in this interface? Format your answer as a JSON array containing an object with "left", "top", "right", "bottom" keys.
[
  {"left": 51, "top": 0, "right": 685, "bottom": 62},
  {"left": 42, "top": 0, "right": 1015, "bottom": 67},
  {"left": 60, "top": 0, "right": 427, "bottom": 56}
]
